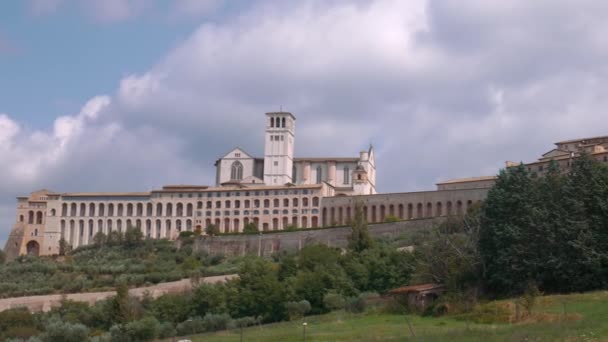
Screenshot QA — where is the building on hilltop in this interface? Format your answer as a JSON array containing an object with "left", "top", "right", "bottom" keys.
[
  {"left": 506, "top": 136, "right": 608, "bottom": 175},
  {"left": 22, "top": 112, "right": 606, "bottom": 259},
  {"left": 214, "top": 112, "right": 376, "bottom": 195}
]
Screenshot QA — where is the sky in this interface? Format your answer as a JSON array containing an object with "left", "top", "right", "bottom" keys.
[{"left": 2, "top": 0, "right": 608, "bottom": 247}]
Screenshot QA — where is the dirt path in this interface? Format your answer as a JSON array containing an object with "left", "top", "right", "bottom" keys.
[{"left": 0, "top": 274, "right": 237, "bottom": 313}]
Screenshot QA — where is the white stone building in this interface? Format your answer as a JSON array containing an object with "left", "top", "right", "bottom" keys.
[
  {"left": 4, "top": 112, "right": 378, "bottom": 258},
  {"left": 215, "top": 112, "right": 377, "bottom": 195}
]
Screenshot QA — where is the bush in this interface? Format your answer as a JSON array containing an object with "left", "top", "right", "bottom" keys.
[
  {"left": 286, "top": 300, "right": 311, "bottom": 320},
  {"left": 345, "top": 295, "right": 366, "bottom": 313},
  {"left": 157, "top": 322, "right": 176, "bottom": 339},
  {"left": 122, "top": 317, "right": 160, "bottom": 341},
  {"left": 202, "top": 313, "right": 233, "bottom": 332},
  {"left": 323, "top": 293, "right": 346, "bottom": 311},
  {"left": 41, "top": 320, "right": 89, "bottom": 342},
  {"left": 176, "top": 317, "right": 205, "bottom": 336}
]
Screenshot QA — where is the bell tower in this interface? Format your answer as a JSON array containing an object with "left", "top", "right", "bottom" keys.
[{"left": 264, "top": 112, "right": 296, "bottom": 185}]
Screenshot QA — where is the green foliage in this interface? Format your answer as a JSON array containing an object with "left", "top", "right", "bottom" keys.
[
  {"left": 205, "top": 224, "right": 220, "bottom": 236},
  {"left": 93, "top": 232, "right": 107, "bottom": 246},
  {"left": 384, "top": 215, "right": 399, "bottom": 223},
  {"left": 124, "top": 227, "right": 143, "bottom": 247},
  {"left": 0, "top": 249, "right": 5, "bottom": 264},
  {"left": 411, "top": 211, "right": 482, "bottom": 293},
  {"left": 479, "top": 156, "right": 608, "bottom": 295},
  {"left": 285, "top": 300, "right": 311, "bottom": 320},
  {"left": 0, "top": 308, "right": 39, "bottom": 341},
  {"left": 175, "top": 317, "right": 205, "bottom": 336},
  {"left": 0, "top": 240, "right": 209, "bottom": 298},
  {"left": 348, "top": 203, "right": 374, "bottom": 252},
  {"left": 192, "top": 283, "right": 227, "bottom": 317},
  {"left": 151, "top": 293, "right": 194, "bottom": 324},
  {"left": 344, "top": 295, "right": 366, "bottom": 313},
  {"left": 40, "top": 319, "right": 89, "bottom": 342},
  {"left": 323, "top": 292, "right": 346, "bottom": 311},
  {"left": 242, "top": 223, "right": 259, "bottom": 234},
  {"left": 229, "top": 258, "right": 287, "bottom": 323}
]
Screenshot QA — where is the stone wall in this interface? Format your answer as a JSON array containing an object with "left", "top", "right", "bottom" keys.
[
  {"left": 3, "top": 225, "right": 24, "bottom": 262},
  {"left": 0, "top": 275, "right": 236, "bottom": 313},
  {"left": 193, "top": 217, "right": 445, "bottom": 257}
]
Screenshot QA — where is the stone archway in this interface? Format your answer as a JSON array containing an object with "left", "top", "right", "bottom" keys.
[{"left": 26, "top": 240, "right": 40, "bottom": 256}]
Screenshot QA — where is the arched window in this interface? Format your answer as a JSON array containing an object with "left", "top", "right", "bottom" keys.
[
  {"left": 231, "top": 161, "right": 243, "bottom": 181},
  {"left": 282, "top": 117, "right": 286, "bottom": 128},
  {"left": 89, "top": 203, "right": 96, "bottom": 217},
  {"left": 36, "top": 211, "right": 43, "bottom": 224},
  {"left": 316, "top": 166, "right": 322, "bottom": 184},
  {"left": 270, "top": 117, "right": 275, "bottom": 127},
  {"left": 343, "top": 167, "right": 350, "bottom": 184},
  {"left": 61, "top": 203, "right": 67, "bottom": 217},
  {"left": 108, "top": 203, "right": 114, "bottom": 217},
  {"left": 136, "top": 203, "right": 143, "bottom": 217},
  {"left": 28, "top": 211, "right": 34, "bottom": 224}
]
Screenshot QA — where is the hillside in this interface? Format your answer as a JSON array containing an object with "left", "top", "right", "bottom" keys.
[{"left": 0, "top": 237, "right": 242, "bottom": 298}]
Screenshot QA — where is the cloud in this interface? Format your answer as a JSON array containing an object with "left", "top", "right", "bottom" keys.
[{"left": 5, "top": 0, "right": 608, "bottom": 243}]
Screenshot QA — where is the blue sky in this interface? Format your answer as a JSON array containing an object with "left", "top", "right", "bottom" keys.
[
  {"left": 0, "top": 1, "right": 208, "bottom": 128},
  {"left": 2, "top": 0, "right": 608, "bottom": 247}
]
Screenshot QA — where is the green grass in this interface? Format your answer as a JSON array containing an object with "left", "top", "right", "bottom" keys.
[{"left": 175, "top": 291, "right": 608, "bottom": 341}]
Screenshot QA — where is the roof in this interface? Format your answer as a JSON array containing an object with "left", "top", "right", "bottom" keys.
[
  {"left": 62, "top": 192, "right": 151, "bottom": 197},
  {"left": 387, "top": 283, "right": 445, "bottom": 295},
  {"left": 555, "top": 135, "right": 608, "bottom": 145},
  {"left": 294, "top": 157, "right": 359, "bottom": 162},
  {"left": 265, "top": 111, "right": 296, "bottom": 120},
  {"left": 436, "top": 176, "right": 497, "bottom": 185}
]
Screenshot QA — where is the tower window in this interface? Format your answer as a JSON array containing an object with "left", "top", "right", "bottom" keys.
[
  {"left": 274, "top": 161, "right": 279, "bottom": 166},
  {"left": 282, "top": 117, "right": 286, "bottom": 128},
  {"left": 270, "top": 117, "right": 274, "bottom": 127},
  {"left": 231, "top": 161, "right": 243, "bottom": 180},
  {"left": 343, "top": 167, "right": 350, "bottom": 184},
  {"left": 316, "top": 166, "right": 322, "bottom": 184},
  {"left": 235, "top": 153, "right": 241, "bottom": 157}
]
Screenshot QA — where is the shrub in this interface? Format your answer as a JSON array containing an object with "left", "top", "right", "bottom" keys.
[
  {"left": 41, "top": 320, "right": 89, "bottom": 342},
  {"left": 202, "top": 313, "right": 233, "bottom": 332},
  {"left": 176, "top": 317, "right": 205, "bottom": 336},
  {"left": 323, "top": 293, "right": 346, "bottom": 311},
  {"left": 286, "top": 300, "right": 311, "bottom": 320},
  {"left": 157, "top": 322, "right": 176, "bottom": 339},
  {"left": 345, "top": 295, "right": 366, "bottom": 313},
  {"left": 122, "top": 317, "right": 160, "bottom": 341}
]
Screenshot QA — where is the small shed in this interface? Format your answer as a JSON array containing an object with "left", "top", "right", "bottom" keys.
[{"left": 387, "top": 283, "right": 445, "bottom": 312}]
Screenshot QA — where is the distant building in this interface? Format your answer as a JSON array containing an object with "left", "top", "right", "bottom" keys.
[{"left": 506, "top": 136, "right": 608, "bottom": 175}]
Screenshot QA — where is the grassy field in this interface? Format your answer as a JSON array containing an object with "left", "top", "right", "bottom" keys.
[{"left": 174, "top": 291, "right": 608, "bottom": 341}]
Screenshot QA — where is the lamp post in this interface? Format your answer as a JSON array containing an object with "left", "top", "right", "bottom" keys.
[{"left": 302, "top": 322, "right": 308, "bottom": 342}]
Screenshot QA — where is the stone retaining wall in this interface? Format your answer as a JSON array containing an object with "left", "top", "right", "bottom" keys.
[
  {"left": 193, "top": 217, "right": 444, "bottom": 257},
  {"left": 0, "top": 275, "right": 236, "bottom": 313}
]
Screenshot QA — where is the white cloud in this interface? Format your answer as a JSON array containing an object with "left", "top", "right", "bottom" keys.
[{"left": 6, "top": 0, "right": 608, "bottom": 243}]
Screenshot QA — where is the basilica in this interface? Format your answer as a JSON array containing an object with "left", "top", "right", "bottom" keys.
[{"left": 7, "top": 112, "right": 604, "bottom": 259}]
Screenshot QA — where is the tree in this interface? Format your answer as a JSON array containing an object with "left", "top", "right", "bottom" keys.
[
  {"left": 230, "top": 258, "right": 287, "bottom": 323},
  {"left": 0, "top": 249, "right": 5, "bottom": 264},
  {"left": 205, "top": 224, "right": 220, "bottom": 236},
  {"left": 285, "top": 300, "right": 311, "bottom": 320},
  {"left": 124, "top": 226, "right": 143, "bottom": 247},
  {"left": 58, "top": 239, "right": 70, "bottom": 256},
  {"left": 348, "top": 203, "right": 374, "bottom": 253},
  {"left": 92, "top": 232, "right": 107, "bottom": 246},
  {"left": 243, "top": 222, "right": 259, "bottom": 234},
  {"left": 41, "top": 319, "right": 89, "bottom": 342}
]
